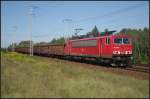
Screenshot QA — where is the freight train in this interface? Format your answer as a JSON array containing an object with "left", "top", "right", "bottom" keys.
[{"left": 14, "top": 33, "right": 133, "bottom": 67}]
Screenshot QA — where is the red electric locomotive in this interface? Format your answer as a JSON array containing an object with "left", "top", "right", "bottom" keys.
[
  {"left": 14, "top": 31, "right": 133, "bottom": 67},
  {"left": 64, "top": 34, "right": 132, "bottom": 66}
]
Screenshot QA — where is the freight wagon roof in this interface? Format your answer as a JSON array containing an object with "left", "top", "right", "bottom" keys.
[
  {"left": 34, "top": 43, "right": 65, "bottom": 47},
  {"left": 16, "top": 43, "right": 65, "bottom": 48}
]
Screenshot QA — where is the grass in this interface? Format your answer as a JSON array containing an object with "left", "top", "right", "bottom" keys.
[{"left": 1, "top": 51, "right": 149, "bottom": 98}]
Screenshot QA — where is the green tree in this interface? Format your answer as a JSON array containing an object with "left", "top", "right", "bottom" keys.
[
  {"left": 119, "top": 27, "right": 149, "bottom": 64},
  {"left": 17, "top": 40, "right": 33, "bottom": 47},
  {"left": 34, "top": 42, "right": 48, "bottom": 46},
  {"left": 87, "top": 26, "right": 100, "bottom": 37},
  {"left": 49, "top": 38, "right": 56, "bottom": 44},
  {"left": 49, "top": 37, "right": 65, "bottom": 44}
]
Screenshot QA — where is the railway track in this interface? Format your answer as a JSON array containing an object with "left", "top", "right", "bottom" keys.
[
  {"left": 125, "top": 65, "right": 149, "bottom": 73},
  {"left": 62, "top": 56, "right": 149, "bottom": 74}
]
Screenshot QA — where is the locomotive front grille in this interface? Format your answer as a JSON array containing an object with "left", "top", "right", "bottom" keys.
[{"left": 112, "top": 55, "right": 132, "bottom": 61}]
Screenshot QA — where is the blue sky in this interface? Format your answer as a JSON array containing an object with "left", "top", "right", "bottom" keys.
[{"left": 1, "top": 1, "right": 149, "bottom": 48}]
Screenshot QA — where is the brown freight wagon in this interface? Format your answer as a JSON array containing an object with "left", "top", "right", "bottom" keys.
[
  {"left": 15, "top": 47, "right": 29, "bottom": 54},
  {"left": 48, "top": 44, "right": 65, "bottom": 55},
  {"left": 33, "top": 46, "right": 37, "bottom": 54},
  {"left": 15, "top": 43, "right": 65, "bottom": 56},
  {"left": 34, "top": 43, "right": 65, "bottom": 56},
  {"left": 33, "top": 46, "right": 40, "bottom": 54},
  {"left": 35, "top": 45, "right": 49, "bottom": 55}
]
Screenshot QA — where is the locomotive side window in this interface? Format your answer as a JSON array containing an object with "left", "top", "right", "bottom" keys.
[
  {"left": 106, "top": 37, "right": 110, "bottom": 44},
  {"left": 72, "top": 40, "right": 96, "bottom": 47}
]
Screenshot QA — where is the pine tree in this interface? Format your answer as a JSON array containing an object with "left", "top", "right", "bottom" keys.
[{"left": 90, "top": 25, "right": 100, "bottom": 37}]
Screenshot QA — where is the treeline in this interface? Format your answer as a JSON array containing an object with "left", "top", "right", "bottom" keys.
[
  {"left": 33, "top": 37, "right": 65, "bottom": 46},
  {"left": 119, "top": 27, "right": 149, "bottom": 64},
  {"left": 8, "top": 37, "right": 65, "bottom": 48},
  {"left": 7, "top": 26, "right": 149, "bottom": 64}
]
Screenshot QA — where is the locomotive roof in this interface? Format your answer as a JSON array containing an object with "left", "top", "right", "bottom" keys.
[{"left": 70, "top": 34, "right": 130, "bottom": 42}]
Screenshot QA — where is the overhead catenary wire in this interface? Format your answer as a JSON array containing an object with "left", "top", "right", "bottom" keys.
[
  {"left": 70, "top": 2, "right": 147, "bottom": 35},
  {"left": 73, "top": 3, "right": 147, "bottom": 23},
  {"left": 72, "top": 3, "right": 147, "bottom": 33}
]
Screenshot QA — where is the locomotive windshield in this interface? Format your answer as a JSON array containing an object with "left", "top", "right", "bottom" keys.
[{"left": 114, "top": 38, "right": 130, "bottom": 44}]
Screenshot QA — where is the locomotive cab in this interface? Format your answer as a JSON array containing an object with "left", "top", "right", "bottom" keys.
[{"left": 111, "top": 35, "right": 133, "bottom": 66}]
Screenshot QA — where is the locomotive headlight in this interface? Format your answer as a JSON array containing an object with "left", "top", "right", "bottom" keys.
[
  {"left": 113, "top": 51, "right": 116, "bottom": 54},
  {"left": 129, "top": 51, "right": 132, "bottom": 54},
  {"left": 125, "top": 51, "right": 132, "bottom": 54},
  {"left": 113, "top": 51, "right": 120, "bottom": 54}
]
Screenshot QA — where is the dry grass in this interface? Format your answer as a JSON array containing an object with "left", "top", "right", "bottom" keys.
[{"left": 1, "top": 51, "right": 149, "bottom": 98}]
